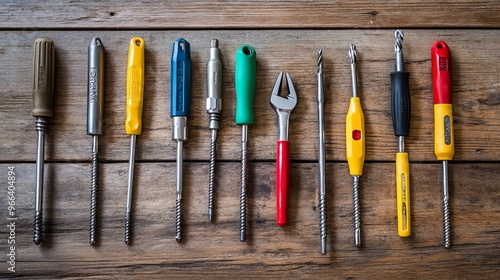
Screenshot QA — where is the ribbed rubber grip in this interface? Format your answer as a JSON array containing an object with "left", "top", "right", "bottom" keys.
[
  {"left": 391, "top": 71, "right": 411, "bottom": 137},
  {"left": 32, "top": 38, "right": 55, "bottom": 118}
]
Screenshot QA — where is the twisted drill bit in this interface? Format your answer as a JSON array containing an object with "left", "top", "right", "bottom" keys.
[{"left": 317, "top": 49, "right": 327, "bottom": 254}]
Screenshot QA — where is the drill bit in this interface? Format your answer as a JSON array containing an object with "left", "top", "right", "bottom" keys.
[
  {"left": 32, "top": 38, "right": 55, "bottom": 245},
  {"left": 347, "top": 44, "right": 365, "bottom": 247},
  {"left": 235, "top": 45, "right": 256, "bottom": 242},
  {"left": 206, "top": 39, "right": 222, "bottom": 223},
  {"left": 171, "top": 38, "right": 191, "bottom": 243},
  {"left": 124, "top": 37, "right": 145, "bottom": 245},
  {"left": 87, "top": 37, "right": 105, "bottom": 245},
  {"left": 431, "top": 40, "right": 454, "bottom": 248},
  {"left": 391, "top": 30, "right": 412, "bottom": 237},
  {"left": 317, "top": 49, "right": 327, "bottom": 254}
]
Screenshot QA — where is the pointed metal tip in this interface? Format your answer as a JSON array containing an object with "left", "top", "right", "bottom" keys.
[
  {"left": 33, "top": 238, "right": 42, "bottom": 245},
  {"left": 208, "top": 212, "right": 214, "bottom": 223},
  {"left": 125, "top": 239, "right": 130, "bottom": 245},
  {"left": 176, "top": 237, "right": 182, "bottom": 243},
  {"left": 90, "top": 239, "right": 96, "bottom": 245}
]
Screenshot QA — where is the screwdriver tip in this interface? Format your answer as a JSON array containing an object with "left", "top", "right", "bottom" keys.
[
  {"left": 211, "top": 39, "right": 219, "bottom": 48},
  {"left": 317, "top": 49, "right": 322, "bottom": 73},
  {"left": 349, "top": 44, "right": 357, "bottom": 65},
  {"left": 175, "top": 236, "right": 182, "bottom": 243}
]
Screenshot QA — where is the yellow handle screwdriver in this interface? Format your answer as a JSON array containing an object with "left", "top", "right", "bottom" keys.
[
  {"left": 125, "top": 37, "right": 145, "bottom": 245},
  {"left": 432, "top": 40, "right": 454, "bottom": 248},
  {"left": 391, "top": 30, "right": 411, "bottom": 237},
  {"left": 346, "top": 44, "right": 365, "bottom": 247}
]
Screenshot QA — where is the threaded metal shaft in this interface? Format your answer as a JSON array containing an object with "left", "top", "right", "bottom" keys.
[
  {"left": 208, "top": 134, "right": 216, "bottom": 222},
  {"left": 353, "top": 176, "right": 361, "bottom": 247},
  {"left": 240, "top": 126, "right": 248, "bottom": 242},
  {"left": 33, "top": 211, "right": 43, "bottom": 245},
  {"left": 319, "top": 193, "right": 326, "bottom": 254},
  {"left": 89, "top": 136, "right": 98, "bottom": 245},
  {"left": 175, "top": 198, "right": 182, "bottom": 242},
  {"left": 124, "top": 211, "right": 131, "bottom": 245}
]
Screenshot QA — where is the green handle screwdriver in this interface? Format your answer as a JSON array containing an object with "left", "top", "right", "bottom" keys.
[{"left": 235, "top": 45, "right": 256, "bottom": 242}]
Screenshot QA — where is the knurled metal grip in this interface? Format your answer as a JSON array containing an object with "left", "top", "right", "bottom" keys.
[{"left": 32, "top": 38, "right": 55, "bottom": 118}]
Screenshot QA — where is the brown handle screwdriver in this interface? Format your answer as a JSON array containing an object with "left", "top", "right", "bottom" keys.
[{"left": 32, "top": 38, "right": 55, "bottom": 245}]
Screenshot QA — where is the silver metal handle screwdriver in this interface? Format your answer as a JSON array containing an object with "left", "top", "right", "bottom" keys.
[
  {"left": 87, "top": 37, "right": 105, "bottom": 245},
  {"left": 206, "top": 39, "right": 222, "bottom": 223}
]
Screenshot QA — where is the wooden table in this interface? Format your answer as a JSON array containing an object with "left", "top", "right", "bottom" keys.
[{"left": 1, "top": 1, "right": 499, "bottom": 278}]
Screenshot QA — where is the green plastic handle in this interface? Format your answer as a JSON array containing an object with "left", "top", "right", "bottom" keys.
[{"left": 235, "top": 45, "right": 256, "bottom": 125}]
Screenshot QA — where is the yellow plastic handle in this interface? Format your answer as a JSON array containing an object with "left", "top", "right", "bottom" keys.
[
  {"left": 434, "top": 104, "right": 455, "bottom": 161},
  {"left": 346, "top": 97, "right": 365, "bottom": 176},
  {"left": 396, "top": 152, "right": 411, "bottom": 237},
  {"left": 125, "top": 37, "right": 145, "bottom": 135}
]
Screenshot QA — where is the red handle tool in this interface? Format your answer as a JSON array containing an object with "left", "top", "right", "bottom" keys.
[
  {"left": 432, "top": 41, "right": 452, "bottom": 105},
  {"left": 276, "top": 140, "right": 290, "bottom": 226},
  {"left": 270, "top": 72, "right": 297, "bottom": 226}
]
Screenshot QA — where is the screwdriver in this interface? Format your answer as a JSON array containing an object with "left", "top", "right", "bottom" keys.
[
  {"left": 171, "top": 38, "right": 191, "bottom": 243},
  {"left": 391, "top": 30, "right": 411, "bottom": 237},
  {"left": 32, "top": 38, "right": 55, "bottom": 245},
  {"left": 206, "top": 39, "right": 222, "bottom": 222},
  {"left": 235, "top": 45, "right": 256, "bottom": 242},
  {"left": 87, "top": 37, "right": 105, "bottom": 245},
  {"left": 346, "top": 44, "right": 365, "bottom": 247},
  {"left": 431, "top": 40, "right": 454, "bottom": 248},
  {"left": 124, "top": 37, "right": 145, "bottom": 245}
]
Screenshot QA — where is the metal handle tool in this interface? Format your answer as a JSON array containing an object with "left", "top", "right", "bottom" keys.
[
  {"left": 32, "top": 37, "right": 55, "bottom": 245},
  {"left": 87, "top": 37, "right": 105, "bottom": 245}
]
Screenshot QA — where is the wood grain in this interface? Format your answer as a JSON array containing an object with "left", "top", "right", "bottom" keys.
[
  {"left": 1, "top": 1, "right": 499, "bottom": 29},
  {"left": 0, "top": 30, "right": 499, "bottom": 163},
  {"left": 0, "top": 162, "right": 499, "bottom": 278},
  {"left": 0, "top": 1, "right": 499, "bottom": 278}
]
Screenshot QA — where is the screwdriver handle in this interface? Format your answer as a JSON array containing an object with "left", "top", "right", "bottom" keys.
[
  {"left": 87, "top": 38, "right": 105, "bottom": 135},
  {"left": 235, "top": 45, "right": 256, "bottom": 125},
  {"left": 32, "top": 38, "right": 55, "bottom": 118},
  {"left": 391, "top": 71, "right": 411, "bottom": 136},
  {"left": 396, "top": 152, "right": 411, "bottom": 237},
  {"left": 346, "top": 97, "right": 365, "bottom": 176},
  {"left": 276, "top": 140, "right": 290, "bottom": 226},
  {"left": 171, "top": 38, "right": 191, "bottom": 118},
  {"left": 125, "top": 37, "right": 145, "bottom": 136},
  {"left": 432, "top": 41, "right": 454, "bottom": 161}
]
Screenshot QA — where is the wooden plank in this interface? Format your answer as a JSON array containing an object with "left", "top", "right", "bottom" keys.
[
  {"left": 1, "top": 162, "right": 499, "bottom": 278},
  {"left": 0, "top": 30, "right": 499, "bottom": 162},
  {"left": 1, "top": 1, "right": 499, "bottom": 29}
]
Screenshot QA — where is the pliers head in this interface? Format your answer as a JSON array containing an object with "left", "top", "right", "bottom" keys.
[{"left": 270, "top": 72, "right": 297, "bottom": 112}]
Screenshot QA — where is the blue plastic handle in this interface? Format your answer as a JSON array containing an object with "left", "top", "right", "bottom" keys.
[{"left": 170, "top": 38, "right": 191, "bottom": 118}]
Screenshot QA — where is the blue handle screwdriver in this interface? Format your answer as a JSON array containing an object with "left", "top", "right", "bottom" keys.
[{"left": 171, "top": 38, "right": 191, "bottom": 243}]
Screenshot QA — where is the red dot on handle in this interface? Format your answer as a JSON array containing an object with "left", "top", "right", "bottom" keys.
[{"left": 353, "top": 130, "right": 361, "bottom": 140}]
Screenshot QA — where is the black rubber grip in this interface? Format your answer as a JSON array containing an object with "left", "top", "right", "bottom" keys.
[{"left": 391, "top": 71, "right": 411, "bottom": 136}]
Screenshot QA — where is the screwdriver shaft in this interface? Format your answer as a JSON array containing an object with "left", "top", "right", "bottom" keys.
[
  {"left": 89, "top": 135, "right": 98, "bottom": 245},
  {"left": 317, "top": 49, "right": 327, "bottom": 255},
  {"left": 208, "top": 129, "right": 217, "bottom": 222},
  {"left": 175, "top": 140, "right": 183, "bottom": 242},
  {"left": 442, "top": 160, "right": 451, "bottom": 248},
  {"left": 34, "top": 118, "right": 47, "bottom": 245},
  {"left": 125, "top": 135, "right": 136, "bottom": 245},
  {"left": 240, "top": 124, "right": 248, "bottom": 242},
  {"left": 353, "top": 175, "right": 361, "bottom": 247}
]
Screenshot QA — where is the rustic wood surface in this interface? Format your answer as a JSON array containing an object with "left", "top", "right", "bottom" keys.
[{"left": 0, "top": 1, "right": 499, "bottom": 279}]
